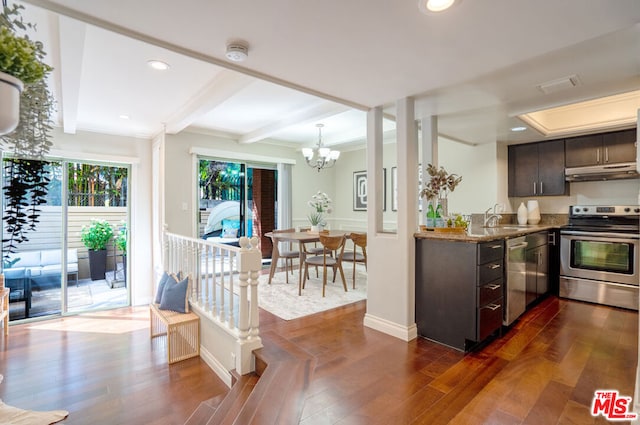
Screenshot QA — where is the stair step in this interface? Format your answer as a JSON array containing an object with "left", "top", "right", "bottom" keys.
[
  {"left": 187, "top": 333, "right": 316, "bottom": 424},
  {"left": 208, "top": 373, "right": 260, "bottom": 425}
]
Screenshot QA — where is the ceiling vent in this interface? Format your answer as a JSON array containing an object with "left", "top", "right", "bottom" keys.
[{"left": 536, "top": 74, "right": 581, "bottom": 94}]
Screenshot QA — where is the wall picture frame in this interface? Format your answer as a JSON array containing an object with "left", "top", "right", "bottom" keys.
[
  {"left": 391, "top": 166, "right": 398, "bottom": 211},
  {"left": 353, "top": 170, "right": 367, "bottom": 211},
  {"left": 353, "top": 169, "right": 386, "bottom": 211}
]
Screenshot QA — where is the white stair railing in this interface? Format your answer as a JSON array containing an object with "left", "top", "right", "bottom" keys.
[{"left": 163, "top": 232, "right": 263, "bottom": 375}]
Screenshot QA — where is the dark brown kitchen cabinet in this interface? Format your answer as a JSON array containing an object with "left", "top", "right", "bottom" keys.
[
  {"left": 565, "top": 128, "right": 637, "bottom": 167},
  {"left": 508, "top": 139, "right": 568, "bottom": 197},
  {"left": 525, "top": 232, "right": 548, "bottom": 306},
  {"left": 415, "top": 238, "right": 503, "bottom": 351}
]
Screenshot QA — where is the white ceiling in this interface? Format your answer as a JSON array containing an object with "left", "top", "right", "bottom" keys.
[{"left": 17, "top": 0, "right": 640, "bottom": 151}]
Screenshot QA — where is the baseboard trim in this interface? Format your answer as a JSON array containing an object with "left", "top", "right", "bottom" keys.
[
  {"left": 363, "top": 313, "right": 418, "bottom": 342},
  {"left": 200, "top": 346, "right": 233, "bottom": 388}
]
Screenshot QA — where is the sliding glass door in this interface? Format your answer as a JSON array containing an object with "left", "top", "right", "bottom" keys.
[
  {"left": 2, "top": 157, "right": 129, "bottom": 321},
  {"left": 198, "top": 158, "right": 277, "bottom": 247}
]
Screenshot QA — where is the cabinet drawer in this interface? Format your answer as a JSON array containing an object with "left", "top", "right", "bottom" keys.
[
  {"left": 478, "top": 297, "right": 503, "bottom": 342},
  {"left": 479, "top": 279, "right": 502, "bottom": 306},
  {"left": 478, "top": 260, "right": 503, "bottom": 285},
  {"left": 478, "top": 241, "right": 504, "bottom": 264}
]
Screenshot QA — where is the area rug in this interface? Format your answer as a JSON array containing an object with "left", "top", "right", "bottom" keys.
[
  {"left": 257, "top": 264, "right": 367, "bottom": 320},
  {"left": 0, "top": 374, "right": 68, "bottom": 425},
  {"left": 0, "top": 401, "right": 68, "bottom": 425}
]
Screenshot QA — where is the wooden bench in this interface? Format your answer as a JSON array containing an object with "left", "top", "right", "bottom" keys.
[{"left": 149, "top": 303, "right": 200, "bottom": 364}]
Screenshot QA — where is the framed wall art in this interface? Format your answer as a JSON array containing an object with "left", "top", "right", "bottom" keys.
[
  {"left": 353, "top": 170, "right": 367, "bottom": 211},
  {"left": 353, "top": 169, "right": 386, "bottom": 211}
]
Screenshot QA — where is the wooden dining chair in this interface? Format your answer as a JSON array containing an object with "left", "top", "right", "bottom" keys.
[
  {"left": 268, "top": 228, "right": 299, "bottom": 284},
  {"left": 343, "top": 232, "right": 367, "bottom": 288},
  {"left": 299, "top": 226, "right": 324, "bottom": 277},
  {"left": 302, "top": 233, "right": 347, "bottom": 297}
]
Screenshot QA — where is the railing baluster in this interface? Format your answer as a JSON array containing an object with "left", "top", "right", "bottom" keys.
[{"left": 162, "top": 232, "right": 263, "bottom": 375}]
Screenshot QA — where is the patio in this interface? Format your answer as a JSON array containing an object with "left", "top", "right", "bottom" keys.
[{"left": 8, "top": 275, "right": 128, "bottom": 321}]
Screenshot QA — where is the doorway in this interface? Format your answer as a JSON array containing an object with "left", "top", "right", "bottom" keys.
[
  {"left": 197, "top": 159, "right": 277, "bottom": 255},
  {"left": 2, "top": 157, "right": 130, "bottom": 321}
]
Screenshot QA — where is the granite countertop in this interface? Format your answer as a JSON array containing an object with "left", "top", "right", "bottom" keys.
[{"left": 414, "top": 223, "right": 559, "bottom": 242}]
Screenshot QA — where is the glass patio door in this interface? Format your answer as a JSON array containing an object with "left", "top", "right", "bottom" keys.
[{"left": 2, "top": 157, "right": 129, "bottom": 321}]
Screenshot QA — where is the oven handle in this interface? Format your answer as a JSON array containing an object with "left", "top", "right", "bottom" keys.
[{"left": 560, "top": 230, "right": 639, "bottom": 240}]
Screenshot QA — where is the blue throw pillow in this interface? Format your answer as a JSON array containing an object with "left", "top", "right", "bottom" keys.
[
  {"left": 154, "top": 272, "right": 171, "bottom": 304},
  {"left": 159, "top": 275, "right": 190, "bottom": 313}
]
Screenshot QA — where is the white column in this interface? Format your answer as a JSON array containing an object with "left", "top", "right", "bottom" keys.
[{"left": 363, "top": 99, "right": 418, "bottom": 341}]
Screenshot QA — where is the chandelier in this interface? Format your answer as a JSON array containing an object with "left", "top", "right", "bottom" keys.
[{"left": 302, "top": 124, "right": 340, "bottom": 171}]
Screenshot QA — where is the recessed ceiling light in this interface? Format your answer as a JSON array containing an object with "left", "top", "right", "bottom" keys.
[
  {"left": 119, "top": 115, "right": 130, "bottom": 120},
  {"left": 147, "top": 60, "right": 170, "bottom": 71},
  {"left": 511, "top": 126, "right": 527, "bottom": 132},
  {"left": 418, "top": 0, "right": 459, "bottom": 14}
]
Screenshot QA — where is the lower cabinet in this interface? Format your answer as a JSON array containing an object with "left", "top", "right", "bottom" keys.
[
  {"left": 525, "top": 232, "right": 549, "bottom": 306},
  {"left": 416, "top": 238, "right": 504, "bottom": 351}
]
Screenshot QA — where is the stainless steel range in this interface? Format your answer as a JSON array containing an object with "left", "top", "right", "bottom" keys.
[{"left": 560, "top": 205, "right": 639, "bottom": 310}]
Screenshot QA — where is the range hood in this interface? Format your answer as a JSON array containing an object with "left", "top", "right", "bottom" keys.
[{"left": 565, "top": 162, "right": 639, "bottom": 181}]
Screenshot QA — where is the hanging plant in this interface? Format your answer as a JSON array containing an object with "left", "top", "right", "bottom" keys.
[
  {"left": 2, "top": 157, "right": 50, "bottom": 255},
  {"left": 0, "top": 3, "right": 54, "bottom": 157}
]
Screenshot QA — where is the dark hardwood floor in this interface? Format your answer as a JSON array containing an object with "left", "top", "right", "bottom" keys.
[{"left": 0, "top": 295, "right": 637, "bottom": 424}]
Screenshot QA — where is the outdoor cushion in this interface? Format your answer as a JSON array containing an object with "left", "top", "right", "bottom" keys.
[{"left": 8, "top": 251, "right": 41, "bottom": 268}]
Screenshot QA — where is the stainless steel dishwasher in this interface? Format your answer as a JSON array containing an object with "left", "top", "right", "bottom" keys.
[{"left": 504, "top": 236, "right": 528, "bottom": 326}]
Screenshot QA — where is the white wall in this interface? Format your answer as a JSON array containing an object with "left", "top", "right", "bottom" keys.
[
  {"left": 163, "top": 132, "right": 300, "bottom": 235},
  {"left": 48, "top": 128, "right": 153, "bottom": 306}
]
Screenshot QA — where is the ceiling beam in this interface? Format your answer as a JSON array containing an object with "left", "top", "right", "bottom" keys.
[
  {"left": 58, "top": 16, "right": 87, "bottom": 134},
  {"left": 163, "top": 70, "right": 253, "bottom": 134},
  {"left": 238, "top": 102, "right": 351, "bottom": 144}
]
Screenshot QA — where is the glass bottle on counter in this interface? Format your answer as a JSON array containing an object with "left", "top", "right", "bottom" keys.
[
  {"left": 435, "top": 203, "right": 444, "bottom": 227},
  {"left": 426, "top": 203, "right": 435, "bottom": 227}
]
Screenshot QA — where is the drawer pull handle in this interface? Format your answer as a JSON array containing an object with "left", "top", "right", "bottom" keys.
[
  {"left": 490, "top": 245, "right": 502, "bottom": 249},
  {"left": 486, "top": 284, "right": 501, "bottom": 290},
  {"left": 489, "top": 264, "right": 501, "bottom": 269},
  {"left": 483, "top": 303, "right": 501, "bottom": 311}
]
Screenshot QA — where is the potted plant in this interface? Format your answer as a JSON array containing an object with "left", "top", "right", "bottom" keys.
[
  {"left": 81, "top": 219, "right": 114, "bottom": 280},
  {"left": 420, "top": 164, "right": 462, "bottom": 227},
  {"left": 307, "top": 191, "right": 332, "bottom": 232},
  {"left": 0, "top": 4, "right": 52, "bottom": 136}
]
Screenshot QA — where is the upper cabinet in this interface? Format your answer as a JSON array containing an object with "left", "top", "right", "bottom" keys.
[
  {"left": 508, "top": 140, "right": 568, "bottom": 197},
  {"left": 565, "top": 129, "right": 637, "bottom": 168}
]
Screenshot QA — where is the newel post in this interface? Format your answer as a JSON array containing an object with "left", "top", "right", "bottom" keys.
[{"left": 235, "top": 236, "right": 263, "bottom": 374}]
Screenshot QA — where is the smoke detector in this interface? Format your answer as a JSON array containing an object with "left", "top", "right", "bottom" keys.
[{"left": 226, "top": 42, "right": 249, "bottom": 62}]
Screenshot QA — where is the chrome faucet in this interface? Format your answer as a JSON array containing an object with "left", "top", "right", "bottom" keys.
[{"left": 483, "top": 203, "right": 503, "bottom": 228}]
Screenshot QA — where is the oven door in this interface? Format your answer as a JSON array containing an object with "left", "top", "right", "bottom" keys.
[{"left": 560, "top": 231, "right": 639, "bottom": 286}]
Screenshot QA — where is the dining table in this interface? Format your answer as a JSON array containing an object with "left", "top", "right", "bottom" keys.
[{"left": 264, "top": 230, "right": 347, "bottom": 295}]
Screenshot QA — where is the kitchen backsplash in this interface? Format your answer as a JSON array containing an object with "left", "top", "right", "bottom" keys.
[{"left": 470, "top": 213, "right": 568, "bottom": 227}]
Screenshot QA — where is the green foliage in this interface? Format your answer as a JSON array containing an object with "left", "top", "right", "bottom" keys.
[
  {"left": 0, "top": 4, "right": 54, "bottom": 159},
  {"left": 307, "top": 211, "right": 325, "bottom": 226},
  {"left": 81, "top": 219, "right": 114, "bottom": 251},
  {"left": 0, "top": 4, "right": 52, "bottom": 83},
  {"left": 2, "top": 158, "right": 50, "bottom": 256},
  {"left": 115, "top": 221, "right": 127, "bottom": 254}
]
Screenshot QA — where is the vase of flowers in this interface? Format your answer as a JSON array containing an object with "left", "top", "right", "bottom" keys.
[
  {"left": 81, "top": 219, "right": 114, "bottom": 280},
  {"left": 420, "top": 164, "right": 462, "bottom": 226},
  {"left": 307, "top": 191, "right": 332, "bottom": 231}
]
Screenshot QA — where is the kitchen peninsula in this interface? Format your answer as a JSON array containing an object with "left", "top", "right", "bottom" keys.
[{"left": 415, "top": 224, "right": 558, "bottom": 352}]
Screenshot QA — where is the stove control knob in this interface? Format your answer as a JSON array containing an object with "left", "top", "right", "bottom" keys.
[
  {"left": 574, "top": 207, "right": 581, "bottom": 213},
  {"left": 635, "top": 208, "right": 640, "bottom": 213},
  {"left": 624, "top": 207, "right": 631, "bottom": 212},
  {"left": 583, "top": 207, "right": 589, "bottom": 212}
]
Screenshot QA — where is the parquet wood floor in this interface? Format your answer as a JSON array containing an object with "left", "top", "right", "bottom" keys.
[{"left": 0, "top": 295, "right": 636, "bottom": 424}]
